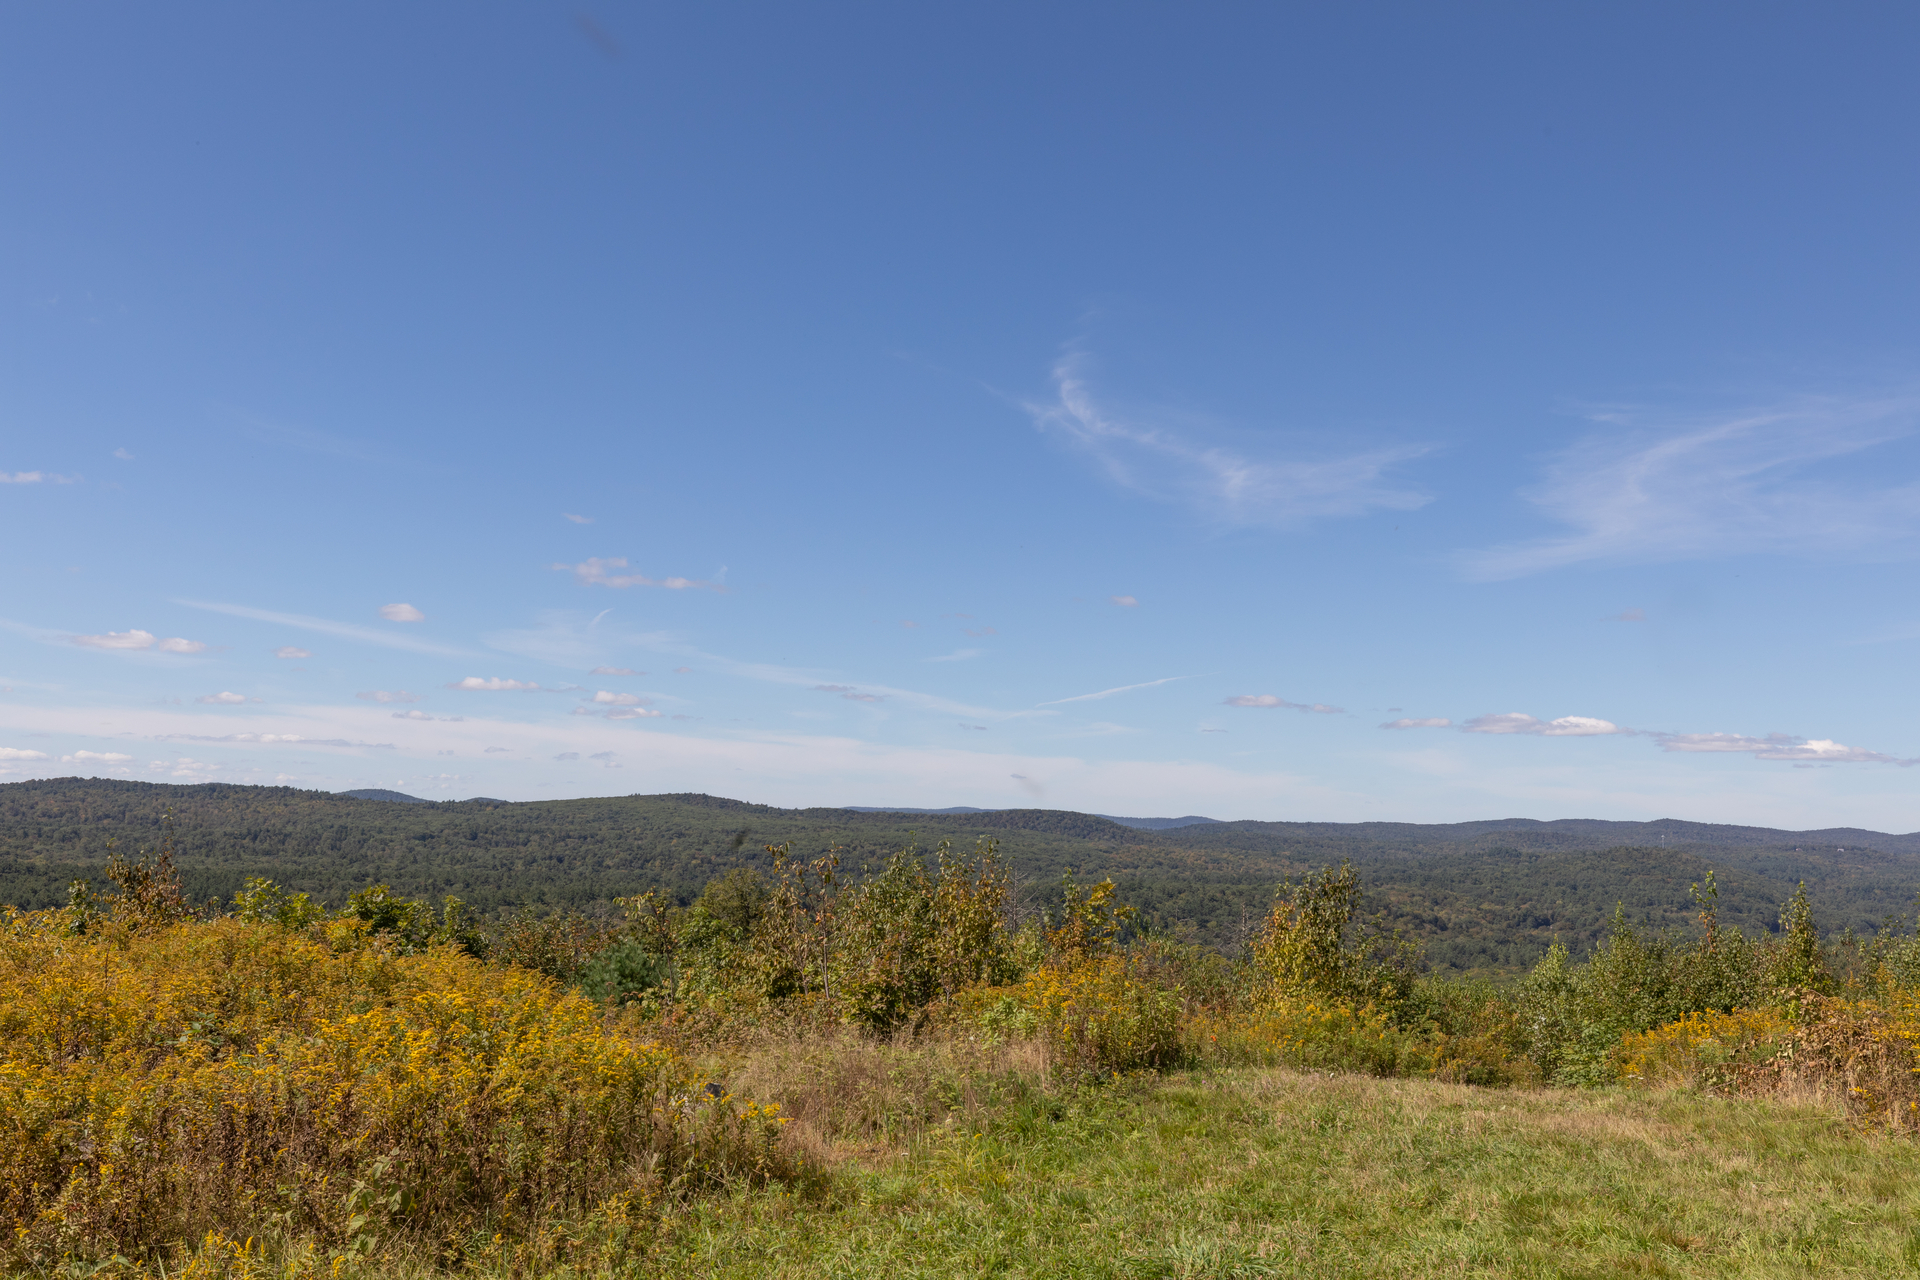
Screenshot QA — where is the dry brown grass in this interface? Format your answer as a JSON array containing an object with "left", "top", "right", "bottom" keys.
[{"left": 672, "top": 1021, "right": 1055, "bottom": 1166}]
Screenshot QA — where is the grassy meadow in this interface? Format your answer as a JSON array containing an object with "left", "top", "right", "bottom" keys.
[
  {"left": 657, "top": 1064, "right": 1920, "bottom": 1278},
  {"left": 9, "top": 826, "right": 1920, "bottom": 1278}
]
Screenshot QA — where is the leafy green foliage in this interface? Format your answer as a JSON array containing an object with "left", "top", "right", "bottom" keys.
[
  {"left": 341, "top": 884, "right": 486, "bottom": 957},
  {"left": 663, "top": 838, "right": 1014, "bottom": 1028},
  {"left": 1249, "top": 861, "right": 1420, "bottom": 1015},
  {"left": 577, "top": 940, "right": 677, "bottom": 1005},
  {"left": 231, "top": 875, "right": 325, "bottom": 930}
]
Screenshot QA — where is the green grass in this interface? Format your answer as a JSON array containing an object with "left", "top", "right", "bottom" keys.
[{"left": 654, "top": 1068, "right": 1920, "bottom": 1278}]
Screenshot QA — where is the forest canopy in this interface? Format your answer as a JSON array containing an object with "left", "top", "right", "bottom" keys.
[{"left": 3, "top": 777, "right": 1917, "bottom": 973}]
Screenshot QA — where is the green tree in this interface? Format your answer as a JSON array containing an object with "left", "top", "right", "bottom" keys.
[{"left": 1250, "top": 861, "right": 1420, "bottom": 1014}]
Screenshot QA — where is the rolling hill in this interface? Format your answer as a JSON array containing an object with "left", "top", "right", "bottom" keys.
[{"left": 4, "top": 777, "right": 1916, "bottom": 973}]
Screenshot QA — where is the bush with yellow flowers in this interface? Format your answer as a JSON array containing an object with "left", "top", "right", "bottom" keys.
[
  {"left": 0, "top": 902, "right": 786, "bottom": 1271},
  {"left": 994, "top": 951, "right": 1184, "bottom": 1074},
  {"left": 1617, "top": 994, "right": 1920, "bottom": 1132},
  {"left": 1184, "top": 997, "right": 1405, "bottom": 1076}
]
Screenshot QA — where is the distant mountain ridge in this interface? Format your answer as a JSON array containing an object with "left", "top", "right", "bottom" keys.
[
  {"left": 1169, "top": 815, "right": 1920, "bottom": 858},
  {"left": 339, "top": 789, "right": 430, "bottom": 804},
  {"left": 8, "top": 778, "right": 1920, "bottom": 972},
  {"left": 843, "top": 805, "right": 1222, "bottom": 831},
  {"left": 338, "top": 789, "right": 508, "bottom": 806}
]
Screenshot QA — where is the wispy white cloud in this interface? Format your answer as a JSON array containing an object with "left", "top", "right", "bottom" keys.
[
  {"left": 275, "top": 646, "right": 311, "bottom": 659},
  {"left": 379, "top": 603, "right": 425, "bottom": 622},
  {"left": 73, "top": 629, "right": 157, "bottom": 650},
  {"left": 195, "top": 692, "right": 253, "bottom": 705},
  {"left": 1111, "top": 595, "right": 1138, "bottom": 607},
  {"left": 155, "top": 756, "right": 224, "bottom": 779},
  {"left": 1461, "top": 395, "right": 1920, "bottom": 580},
  {"left": 554, "top": 558, "right": 724, "bottom": 591},
  {"left": 1388, "top": 709, "right": 1916, "bottom": 766},
  {"left": 69, "top": 629, "right": 206, "bottom": 654},
  {"left": 806, "top": 684, "right": 884, "bottom": 703},
  {"left": 177, "top": 601, "right": 475, "bottom": 657},
  {"left": 1650, "top": 731, "right": 1916, "bottom": 764},
  {"left": 1025, "top": 354, "right": 1430, "bottom": 529},
  {"left": 563, "top": 513, "right": 593, "bottom": 524},
  {"left": 157, "top": 733, "right": 392, "bottom": 748},
  {"left": 2, "top": 471, "right": 78, "bottom": 484},
  {"left": 63, "top": 750, "right": 132, "bottom": 763},
  {"left": 604, "top": 707, "right": 661, "bottom": 719},
  {"left": 0, "top": 747, "right": 49, "bottom": 761},
  {"left": 591, "top": 690, "right": 649, "bottom": 706},
  {"left": 357, "top": 690, "right": 421, "bottom": 704},
  {"left": 1224, "top": 694, "right": 1344, "bottom": 713},
  {"left": 447, "top": 677, "right": 543, "bottom": 691},
  {"left": 113, "top": 448, "right": 134, "bottom": 461},
  {"left": 963, "top": 627, "right": 997, "bottom": 638},
  {"left": 1044, "top": 676, "right": 1194, "bottom": 706},
  {"left": 590, "top": 666, "right": 638, "bottom": 676},
  {"left": 926, "top": 648, "right": 983, "bottom": 663},
  {"left": 1462, "top": 713, "right": 1625, "bottom": 736},
  {"left": 590, "top": 637, "right": 1049, "bottom": 723},
  {"left": 482, "top": 612, "right": 669, "bottom": 669}
]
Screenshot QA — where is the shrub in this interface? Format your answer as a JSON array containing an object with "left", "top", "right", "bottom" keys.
[
  {"left": 1615, "top": 1007, "right": 1794, "bottom": 1089},
  {"left": 490, "top": 907, "right": 621, "bottom": 984},
  {"left": 231, "top": 875, "right": 326, "bottom": 931},
  {"left": 1518, "top": 893, "right": 1768, "bottom": 1086},
  {"left": 1762, "top": 881, "right": 1838, "bottom": 1012},
  {"left": 672, "top": 839, "right": 1013, "bottom": 1030},
  {"left": 832, "top": 841, "right": 1013, "bottom": 1030},
  {"left": 0, "top": 909, "right": 786, "bottom": 1270},
  {"left": 974, "top": 952, "right": 1183, "bottom": 1075},
  {"left": 579, "top": 938, "right": 678, "bottom": 1005},
  {"left": 1401, "top": 976, "right": 1537, "bottom": 1086},
  {"left": 1248, "top": 861, "right": 1421, "bottom": 1018},
  {"left": 1617, "top": 996, "right": 1920, "bottom": 1132},
  {"left": 1186, "top": 997, "right": 1404, "bottom": 1076},
  {"left": 341, "top": 883, "right": 486, "bottom": 957}
]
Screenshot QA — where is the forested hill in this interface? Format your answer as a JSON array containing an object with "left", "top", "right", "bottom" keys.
[
  {"left": 4, "top": 777, "right": 1918, "bottom": 974},
  {"left": 1174, "top": 815, "right": 1920, "bottom": 858}
]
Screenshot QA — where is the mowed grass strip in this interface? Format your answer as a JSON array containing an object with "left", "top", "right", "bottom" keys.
[{"left": 656, "top": 1068, "right": 1920, "bottom": 1278}]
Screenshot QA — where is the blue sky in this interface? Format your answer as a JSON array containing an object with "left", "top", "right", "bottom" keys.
[{"left": 5, "top": 2, "right": 1920, "bottom": 826}]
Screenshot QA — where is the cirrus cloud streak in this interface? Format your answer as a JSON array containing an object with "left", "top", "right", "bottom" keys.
[
  {"left": 1461, "top": 395, "right": 1920, "bottom": 580},
  {"left": 1225, "top": 694, "right": 1344, "bottom": 713},
  {"left": 1025, "top": 354, "right": 1430, "bottom": 530},
  {"left": 554, "top": 558, "right": 725, "bottom": 591}
]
